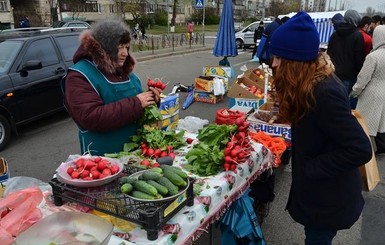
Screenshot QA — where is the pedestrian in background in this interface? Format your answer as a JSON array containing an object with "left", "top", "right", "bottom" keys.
[
  {"left": 63, "top": 19, "right": 161, "bottom": 155},
  {"left": 327, "top": 9, "right": 365, "bottom": 109},
  {"left": 140, "top": 22, "right": 147, "bottom": 39},
  {"left": 372, "top": 15, "right": 383, "bottom": 28},
  {"left": 251, "top": 21, "right": 264, "bottom": 59},
  {"left": 331, "top": 13, "right": 344, "bottom": 31},
  {"left": 269, "top": 11, "right": 372, "bottom": 245},
  {"left": 351, "top": 25, "right": 385, "bottom": 154},
  {"left": 358, "top": 16, "right": 373, "bottom": 55},
  {"left": 187, "top": 20, "right": 193, "bottom": 43},
  {"left": 257, "top": 17, "right": 282, "bottom": 65}
]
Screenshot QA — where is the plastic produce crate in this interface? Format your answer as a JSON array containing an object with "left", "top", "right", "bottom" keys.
[{"left": 49, "top": 165, "right": 194, "bottom": 241}]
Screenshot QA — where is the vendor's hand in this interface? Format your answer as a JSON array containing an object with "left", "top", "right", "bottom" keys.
[
  {"left": 137, "top": 91, "right": 156, "bottom": 108},
  {"left": 148, "top": 86, "right": 162, "bottom": 103}
]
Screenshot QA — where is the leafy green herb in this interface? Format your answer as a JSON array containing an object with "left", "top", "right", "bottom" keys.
[{"left": 138, "top": 104, "right": 162, "bottom": 125}]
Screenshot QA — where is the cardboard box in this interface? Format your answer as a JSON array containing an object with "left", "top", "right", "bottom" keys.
[
  {"left": 227, "top": 77, "right": 265, "bottom": 100},
  {"left": 244, "top": 68, "right": 266, "bottom": 87},
  {"left": 158, "top": 94, "right": 179, "bottom": 131},
  {"left": 194, "top": 76, "right": 229, "bottom": 94},
  {"left": 0, "top": 158, "right": 9, "bottom": 184},
  {"left": 194, "top": 90, "right": 223, "bottom": 104},
  {"left": 202, "top": 66, "right": 234, "bottom": 78},
  {"left": 195, "top": 76, "right": 215, "bottom": 92},
  {"left": 247, "top": 102, "right": 292, "bottom": 146},
  {"left": 229, "top": 97, "right": 264, "bottom": 110}
]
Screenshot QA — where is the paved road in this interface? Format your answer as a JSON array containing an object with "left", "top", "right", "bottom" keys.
[{"left": 2, "top": 36, "right": 384, "bottom": 244}]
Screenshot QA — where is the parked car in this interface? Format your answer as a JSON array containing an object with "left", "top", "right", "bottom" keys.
[
  {"left": 235, "top": 20, "right": 272, "bottom": 49},
  {"left": 51, "top": 20, "right": 91, "bottom": 29},
  {"left": 0, "top": 30, "right": 81, "bottom": 150}
]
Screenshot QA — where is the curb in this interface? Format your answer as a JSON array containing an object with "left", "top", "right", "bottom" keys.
[{"left": 135, "top": 46, "right": 213, "bottom": 62}]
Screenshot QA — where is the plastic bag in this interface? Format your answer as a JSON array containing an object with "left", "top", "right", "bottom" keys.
[
  {"left": 213, "top": 77, "right": 226, "bottom": 96},
  {"left": 0, "top": 186, "right": 43, "bottom": 242},
  {"left": 177, "top": 116, "right": 209, "bottom": 133},
  {"left": 3, "top": 176, "right": 52, "bottom": 197}
]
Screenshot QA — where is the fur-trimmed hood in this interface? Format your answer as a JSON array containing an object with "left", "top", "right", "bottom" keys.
[{"left": 73, "top": 30, "right": 136, "bottom": 76}]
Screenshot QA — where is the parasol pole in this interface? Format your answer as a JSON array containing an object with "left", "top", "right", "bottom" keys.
[{"left": 203, "top": 0, "right": 205, "bottom": 46}]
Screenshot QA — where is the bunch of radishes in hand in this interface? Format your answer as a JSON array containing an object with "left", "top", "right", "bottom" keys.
[
  {"left": 223, "top": 117, "right": 251, "bottom": 172},
  {"left": 66, "top": 157, "right": 120, "bottom": 180}
]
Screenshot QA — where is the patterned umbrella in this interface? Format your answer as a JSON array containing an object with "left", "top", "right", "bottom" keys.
[{"left": 212, "top": 0, "right": 238, "bottom": 57}]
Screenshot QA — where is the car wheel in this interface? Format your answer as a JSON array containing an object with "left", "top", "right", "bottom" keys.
[
  {"left": 236, "top": 39, "right": 244, "bottom": 49},
  {"left": 0, "top": 114, "right": 11, "bottom": 151}
]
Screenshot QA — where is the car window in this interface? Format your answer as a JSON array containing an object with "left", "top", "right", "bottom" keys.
[
  {"left": 23, "top": 38, "right": 59, "bottom": 66},
  {"left": 0, "top": 40, "right": 23, "bottom": 74},
  {"left": 249, "top": 23, "right": 258, "bottom": 32},
  {"left": 55, "top": 35, "right": 80, "bottom": 61}
]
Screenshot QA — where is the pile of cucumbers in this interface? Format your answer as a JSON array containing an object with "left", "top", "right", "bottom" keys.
[{"left": 119, "top": 165, "right": 189, "bottom": 200}]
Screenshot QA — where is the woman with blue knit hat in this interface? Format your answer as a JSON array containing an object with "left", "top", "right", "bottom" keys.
[{"left": 269, "top": 11, "right": 372, "bottom": 244}]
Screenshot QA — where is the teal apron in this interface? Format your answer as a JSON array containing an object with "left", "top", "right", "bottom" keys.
[{"left": 69, "top": 59, "right": 143, "bottom": 155}]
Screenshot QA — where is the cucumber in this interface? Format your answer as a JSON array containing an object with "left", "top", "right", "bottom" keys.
[
  {"left": 132, "top": 180, "right": 158, "bottom": 196},
  {"left": 156, "top": 177, "right": 179, "bottom": 196},
  {"left": 139, "top": 171, "right": 163, "bottom": 181},
  {"left": 120, "top": 183, "right": 133, "bottom": 194},
  {"left": 146, "top": 180, "right": 169, "bottom": 195},
  {"left": 164, "top": 169, "right": 187, "bottom": 188},
  {"left": 160, "top": 165, "right": 188, "bottom": 179},
  {"left": 119, "top": 176, "right": 136, "bottom": 185},
  {"left": 131, "top": 191, "right": 155, "bottom": 200},
  {"left": 150, "top": 167, "right": 163, "bottom": 174}
]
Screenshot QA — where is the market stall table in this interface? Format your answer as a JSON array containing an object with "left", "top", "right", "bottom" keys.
[{"left": 48, "top": 136, "right": 274, "bottom": 245}]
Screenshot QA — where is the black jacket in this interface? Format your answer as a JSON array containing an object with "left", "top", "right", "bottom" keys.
[
  {"left": 254, "top": 26, "right": 264, "bottom": 43},
  {"left": 286, "top": 75, "right": 372, "bottom": 230},
  {"left": 327, "top": 23, "right": 365, "bottom": 80}
]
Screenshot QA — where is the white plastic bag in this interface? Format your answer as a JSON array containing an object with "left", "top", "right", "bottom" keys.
[
  {"left": 213, "top": 77, "right": 225, "bottom": 96},
  {"left": 177, "top": 116, "right": 209, "bottom": 133}
]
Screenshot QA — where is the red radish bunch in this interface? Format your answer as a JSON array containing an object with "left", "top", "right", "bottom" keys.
[
  {"left": 140, "top": 142, "right": 176, "bottom": 168},
  {"left": 147, "top": 78, "right": 167, "bottom": 90},
  {"left": 66, "top": 157, "right": 120, "bottom": 180},
  {"left": 223, "top": 117, "right": 251, "bottom": 172}
]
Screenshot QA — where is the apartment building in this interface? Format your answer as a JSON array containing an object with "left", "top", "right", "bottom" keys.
[{"left": 0, "top": 0, "right": 261, "bottom": 30}]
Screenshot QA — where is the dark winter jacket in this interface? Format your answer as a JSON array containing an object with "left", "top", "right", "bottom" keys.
[
  {"left": 254, "top": 26, "right": 264, "bottom": 43},
  {"left": 64, "top": 31, "right": 144, "bottom": 133},
  {"left": 286, "top": 74, "right": 372, "bottom": 230},
  {"left": 327, "top": 23, "right": 365, "bottom": 80}
]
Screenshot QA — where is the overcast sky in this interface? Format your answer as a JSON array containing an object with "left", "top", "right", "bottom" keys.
[{"left": 328, "top": 0, "right": 385, "bottom": 13}]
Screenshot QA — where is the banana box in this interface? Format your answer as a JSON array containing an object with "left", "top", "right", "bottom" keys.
[
  {"left": 158, "top": 94, "right": 179, "bottom": 131},
  {"left": 202, "top": 66, "right": 234, "bottom": 78}
]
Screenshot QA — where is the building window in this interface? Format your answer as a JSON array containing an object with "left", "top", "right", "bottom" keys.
[
  {"left": 0, "top": 1, "right": 8, "bottom": 11},
  {"left": 109, "top": 4, "right": 114, "bottom": 13},
  {"left": 60, "top": 0, "right": 98, "bottom": 13}
]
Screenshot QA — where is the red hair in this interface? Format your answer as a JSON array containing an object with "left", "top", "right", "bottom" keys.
[{"left": 273, "top": 52, "right": 334, "bottom": 125}]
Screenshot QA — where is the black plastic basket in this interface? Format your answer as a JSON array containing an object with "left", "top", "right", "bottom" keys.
[{"left": 49, "top": 165, "right": 194, "bottom": 240}]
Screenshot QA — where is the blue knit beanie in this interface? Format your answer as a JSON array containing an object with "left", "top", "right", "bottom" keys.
[{"left": 269, "top": 11, "right": 320, "bottom": 61}]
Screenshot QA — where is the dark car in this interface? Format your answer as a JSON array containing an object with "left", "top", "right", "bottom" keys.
[
  {"left": 52, "top": 20, "right": 91, "bottom": 29},
  {"left": 0, "top": 30, "right": 81, "bottom": 150}
]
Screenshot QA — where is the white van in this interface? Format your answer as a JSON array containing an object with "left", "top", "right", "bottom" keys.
[{"left": 235, "top": 20, "right": 272, "bottom": 49}]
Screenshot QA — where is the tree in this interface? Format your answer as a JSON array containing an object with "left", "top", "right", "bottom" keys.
[{"left": 170, "top": 0, "right": 177, "bottom": 26}]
